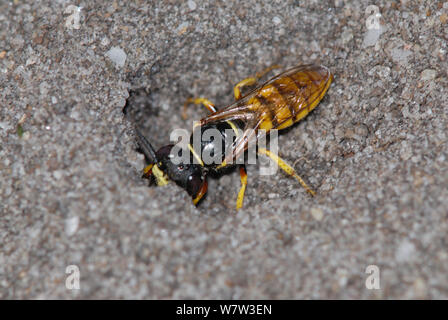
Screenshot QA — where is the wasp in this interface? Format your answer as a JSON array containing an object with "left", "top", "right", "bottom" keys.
[{"left": 135, "top": 64, "right": 333, "bottom": 209}]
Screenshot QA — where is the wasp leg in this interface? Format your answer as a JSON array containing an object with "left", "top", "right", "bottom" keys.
[
  {"left": 193, "top": 180, "right": 208, "bottom": 206},
  {"left": 258, "top": 147, "right": 316, "bottom": 196},
  {"left": 233, "top": 64, "right": 282, "bottom": 100},
  {"left": 142, "top": 163, "right": 154, "bottom": 179},
  {"left": 182, "top": 97, "right": 217, "bottom": 120},
  {"left": 236, "top": 165, "right": 248, "bottom": 210}
]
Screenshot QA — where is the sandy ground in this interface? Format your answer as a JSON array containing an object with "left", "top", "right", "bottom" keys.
[{"left": 1, "top": 0, "right": 447, "bottom": 299}]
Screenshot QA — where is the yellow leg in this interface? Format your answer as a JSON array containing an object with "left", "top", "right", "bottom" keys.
[
  {"left": 233, "top": 64, "right": 282, "bottom": 100},
  {"left": 182, "top": 97, "right": 217, "bottom": 120},
  {"left": 258, "top": 147, "right": 316, "bottom": 196},
  {"left": 236, "top": 166, "right": 247, "bottom": 210},
  {"left": 142, "top": 164, "right": 154, "bottom": 179},
  {"left": 234, "top": 78, "right": 257, "bottom": 100}
]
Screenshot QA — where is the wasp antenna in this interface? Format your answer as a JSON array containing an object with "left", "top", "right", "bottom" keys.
[{"left": 135, "top": 127, "right": 158, "bottom": 163}]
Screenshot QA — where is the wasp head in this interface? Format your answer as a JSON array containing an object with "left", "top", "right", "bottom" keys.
[
  {"left": 136, "top": 128, "right": 208, "bottom": 205},
  {"left": 155, "top": 144, "right": 208, "bottom": 205}
]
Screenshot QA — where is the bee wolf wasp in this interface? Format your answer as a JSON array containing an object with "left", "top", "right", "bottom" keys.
[{"left": 135, "top": 64, "right": 333, "bottom": 210}]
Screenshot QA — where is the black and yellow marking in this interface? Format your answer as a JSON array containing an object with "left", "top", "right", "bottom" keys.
[
  {"left": 244, "top": 67, "right": 333, "bottom": 133},
  {"left": 143, "top": 163, "right": 170, "bottom": 186},
  {"left": 271, "top": 78, "right": 298, "bottom": 118},
  {"left": 255, "top": 94, "right": 279, "bottom": 128},
  {"left": 152, "top": 164, "right": 170, "bottom": 186},
  {"left": 142, "top": 163, "right": 154, "bottom": 179}
]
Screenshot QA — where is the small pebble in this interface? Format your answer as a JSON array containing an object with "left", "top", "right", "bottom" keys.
[
  {"left": 272, "top": 16, "right": 282, "bottom": 25},
  {"left": 187, "top": 0, "right": 196, "bottom": 11},
  {"left": 341, "top": 29, "right": 353, "bottom": 44},
  {"left": 105, "top": 47, "right": 127, "bottom": 68},
  {"left": 101, "top": 37, "right": 110, "bottom": 47},
  {"left": 420, "top": 69, "right": 436, "bottom": 81},
  {"left": 65, "top": 216, "right": 79, "bottom": 236},
  {"left": 395, "top": 240, "right": 416, "bottom": 262},
  {"left": 310, "top": 207, "right": 324, "bottom": 221}
]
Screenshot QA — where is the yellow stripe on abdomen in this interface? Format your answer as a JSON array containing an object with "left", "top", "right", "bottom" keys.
[
  {"left": 256, "top": 84, "right": 292, "bottom": 131},
  {"left": 249, "top": 67, "right": 333, "bottom": 133}
]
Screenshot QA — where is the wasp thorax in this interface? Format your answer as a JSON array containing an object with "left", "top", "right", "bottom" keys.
[{"left": 189, "top": 122, "right": 240, "bottom": 167}]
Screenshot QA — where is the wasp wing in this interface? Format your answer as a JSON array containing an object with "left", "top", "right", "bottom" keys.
[
  {"left": 198, "top": 92, "right": 262, "bottom": 164},
  {"left": 264, "top": 64, "right": 333, "bottom": 130},
  {"left": 199, "top": 64, "right": 333, "bottom": 164}
]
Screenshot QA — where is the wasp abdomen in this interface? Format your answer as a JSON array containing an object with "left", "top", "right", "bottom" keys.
[{"left": 250, "top": 65, "right": 333, "bottom": 131}]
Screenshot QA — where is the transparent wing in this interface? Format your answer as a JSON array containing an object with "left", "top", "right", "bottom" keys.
[
  {"left": 267, "top": 64, "right": 333, "bottom": 129},
  {"left": 199, "top": 64, "right": 333, "bottom": 164},
  {"left": 198, "top": 94, "right": 262, "bottom": 164}
]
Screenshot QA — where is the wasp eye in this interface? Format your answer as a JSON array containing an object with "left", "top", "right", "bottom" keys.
[{"left": 178, "top": 164, "right": 184, "bottom": 170}]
